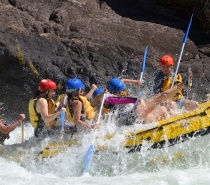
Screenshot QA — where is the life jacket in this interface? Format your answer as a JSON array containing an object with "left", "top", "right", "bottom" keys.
[
  {"left": 121, "top": 89, "right": 128, "bottom": 97},
  {"left": 101, "top": 107, "right": 109, "bottom": 115},
  {"left": 66, "top": 95, "right": 96, "bottom": 123},
  {"left": 79, "top": 96, "right": 96, "bottom": 119},
  {"left": 0, "top": 132, "right": 9, "bottom": 145},
  {"left": 28, "top": 98, "right": 56, "bottom": 129},
  {"left": 154, "top": 70, "right": 183, "bottom": 101}
]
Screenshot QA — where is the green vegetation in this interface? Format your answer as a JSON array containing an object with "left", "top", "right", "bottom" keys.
[{"left": 16, "top": 45, "right": 39, "bottom": 77}]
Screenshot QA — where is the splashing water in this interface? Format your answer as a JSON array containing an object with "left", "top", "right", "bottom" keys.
[
  {"left": 1, "top": 114, "right": 210, "bottom": 185},
  {"left": 1, "top": 83, "right": 210, "bottom": 185}
]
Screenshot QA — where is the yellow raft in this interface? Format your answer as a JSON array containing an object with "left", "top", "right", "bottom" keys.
[{"left": 39, "top": 101, "right": 210, "bottom": 158}]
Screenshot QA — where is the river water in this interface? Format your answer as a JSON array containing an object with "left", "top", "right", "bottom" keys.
[{"left": 1, "top": 120, "right": 210, "bottom": 185}]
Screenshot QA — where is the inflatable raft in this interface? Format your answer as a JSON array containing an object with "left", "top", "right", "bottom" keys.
[{"left": 38, "top": 101, "right": 210, "bottom": 158}]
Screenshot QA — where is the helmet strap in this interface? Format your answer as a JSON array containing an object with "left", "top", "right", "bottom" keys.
[{"left": 45, "top": 90, "right": 50, "bottom": 99}]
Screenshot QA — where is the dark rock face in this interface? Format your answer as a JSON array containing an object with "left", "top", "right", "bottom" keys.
[
  {"left": 167, "top": 0, "right": 210, "bottom": 30},
  {"left": 0, "top": 0, "right": 209, "bottom": 119}
]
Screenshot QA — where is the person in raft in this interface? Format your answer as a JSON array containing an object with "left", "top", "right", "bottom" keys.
[
  {"left": 103, "top": 77, "right": 188, "bottom": 125},
  {"left": 91, "top": 79, "right": 146, "bottom": 116},
  {"left": 92, "top": 79, "right": 169, "bottom": 124},
  {"left": 0, "top": 102, "right": 26, "bottom": 145},
  {"left": 153, "top": 55, "right": 199, "bottom": 113},
  {"left": 63, "top": 78, "right": 100, "bottom": 129},
  {"left": 28, "top": 79, "right": 66, "bottom": 138}
]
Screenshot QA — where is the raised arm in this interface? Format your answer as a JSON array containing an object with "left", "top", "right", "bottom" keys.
[
  {"left": 86, "top": 84, "right": 98, "bottom": 100},
  {"left": 36, "top": 98, "right": 65, "bottom": 124},
  {"left": 0, "top": 114, "right": 25, "bottom": 134},
  {"left": 121, "top": 79, "right": 142, "bottom": 86}
]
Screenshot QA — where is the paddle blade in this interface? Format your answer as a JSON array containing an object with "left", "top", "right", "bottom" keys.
[
  {"left": 21, "top": 122, "right": 24, "bottom": 143},
  {"left": 183, "top": 14, "right": 193, "bottom": 43},
  {"left": 139, "top": 46, "right": 148, "bottom": 82},
  {"left": 141, "top": 46, "right": 148, "bottom": 73},
  {"left": 60, "top": 111, "right": 65, "bottom": 131},
  {"left": 84, "top": 144, "right": 94, "bottom": 173}
]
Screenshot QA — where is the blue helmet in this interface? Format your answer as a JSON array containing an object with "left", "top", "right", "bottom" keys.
[
  {"left": 65, "top": 78, "right": 85, "bottom": 94},
  {"left": 108, "top": 78, "right": 126, "bottom": 92},
  {"left": 93, "top": 88, "right": 104, "bottom": 98}
]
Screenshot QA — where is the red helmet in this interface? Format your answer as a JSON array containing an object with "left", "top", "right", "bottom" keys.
[
  {"left": 159, "top": 55, "right": 174, "bottom": 66},
  {"left": 38, "top": 79, "right": 57, "bottom": 92}
]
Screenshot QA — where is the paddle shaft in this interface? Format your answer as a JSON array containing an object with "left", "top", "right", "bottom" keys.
[
  {"left": 91, "top": 93, "right": 106, "bottom": 145},
  {"left": 171, "top": 43, "right": 185, "bottom": 88},
  {"left": 171, "top": 14, "right": 193, "bottom": 88},
  {"left": 21, "top": 121, "right": 24, "bottom": 143},
  {"left": 186, "top": 67, "right": 193, "bottom": 99},
  {"left": 61, "top": 95, "right": 67, "bottom": 132},
  {"left": 133, "top": 46, "right": 148, "bottom": 111},
  {"left": 84, "top": 93, "right": 106, "bottom": 174},
  {"left": 96, "top": 94, "right": 105, "bottom": 123},
  {"left": 137, "top": 46, "right": 147, "bottom": 92}
]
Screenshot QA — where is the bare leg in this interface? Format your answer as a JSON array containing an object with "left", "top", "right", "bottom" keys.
[
  {"left": 135, "top": 83, "right": 185, "bottom": 120},
  {"left": 183, "top": 100, "right": 199, "bottom": 111},
  {"left": 144, "top": 106, "right": 169, "bottom": 124},
  {"left": 162, "top": 100, "right": 180, "bottom": 116}
]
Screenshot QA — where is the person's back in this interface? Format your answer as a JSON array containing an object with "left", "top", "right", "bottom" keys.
[{"left": 64, "top": 78, "right": 99, "bottom": 129}]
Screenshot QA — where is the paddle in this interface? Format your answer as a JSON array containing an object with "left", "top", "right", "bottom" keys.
[
  {"left": 139, "top": 46, "right": 148, "bottom": 84},
  {"left": 83, "top": 93, "right": 106, "bottom": 174},
  {"left": 171, "top": 14, "right": 193, "bottom": 88},
  {"left": 132, "top": 46, "right": 148, "bottom": 111},
  {"left": 186, "top": 67, "right": 193, "bottom": 99},
  {"left": 21, "top": 121, "right": 24, "bottom": 143},
  {"left": 61, "top": 95, "right": 67, "bottom": 133}
]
